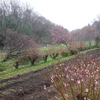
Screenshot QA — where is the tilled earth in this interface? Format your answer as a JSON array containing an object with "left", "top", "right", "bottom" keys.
[{"left": 0, "top": 49, "right": 100, "bottom": 100}]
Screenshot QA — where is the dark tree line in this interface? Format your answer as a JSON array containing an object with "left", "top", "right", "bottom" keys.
[{"left": 0, "top": 0, "right": 55, "bottom": 44}]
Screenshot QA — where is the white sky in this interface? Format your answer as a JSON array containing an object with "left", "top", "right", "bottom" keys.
[{"left": 21, "top": 0, "right": 100, "bottom": 31}]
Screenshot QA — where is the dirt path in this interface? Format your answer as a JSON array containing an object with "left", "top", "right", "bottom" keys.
[{"left": 0, "top": 49, "right": 100, "bottom": 100}]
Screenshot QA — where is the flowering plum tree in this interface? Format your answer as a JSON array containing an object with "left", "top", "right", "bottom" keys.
[
  {"left": 26, "top": 44, "right": 40, "bottom": 65},
  {"left": 48, "top": 55, "right": 100, "bottom": 100},
  {"left": 50, "top": 25, "right": 69, "bottom": 46},
  {"left": 1, "top": 29, "right": 33, "bottom": 62}
]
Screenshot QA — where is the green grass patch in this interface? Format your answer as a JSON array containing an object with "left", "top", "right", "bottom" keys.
[{"left": 40, "top": 45, "right": 66, "bottom": 51}]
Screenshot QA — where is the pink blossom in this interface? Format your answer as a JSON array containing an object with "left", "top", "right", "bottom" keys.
[
  {"left": 71, "top": 79, "right": 74, "bottom": 81},
  {"left": 65, "top": 67, "right": 68, "bottom": 71},
  {"left": 65, "top": 94, "right": 69, "bottom": 97},
  {"left": 56, "top": 67, "right": 58, "bottom": 69},
  {"left": 44, "top": 85, "right": 46, "bottom": 90},
  {"left": 55, "top": 96, "right": 57, "bottom": 98},
  {"left": 63, "top": 83, "right": 67, "bottom": 87},
  {"left": 66, "top": 74, "right": 69, "bottom": 78},
  {"left": 85, "top": 89, "right": 89, "bottom": 92},
  {"left": 48, "top": 90, "right": 51, "bottom": 92},
  {"left": 77, "top": 80, "right": 81, "bottom": 84},
  {"left": 94, "top": 87, "right": 97, "bottom": 91},
  {"left": 95, "top": 81, "right": 99, "bottom": 85}
]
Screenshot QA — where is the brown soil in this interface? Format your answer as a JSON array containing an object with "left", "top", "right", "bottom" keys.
[{"left": 0, "top": 49, "right": 100, "bottom": 100}]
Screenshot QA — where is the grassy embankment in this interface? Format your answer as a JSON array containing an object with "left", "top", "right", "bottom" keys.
[{"left": 0, "top": 46, "right": 98, "bottom": 80}]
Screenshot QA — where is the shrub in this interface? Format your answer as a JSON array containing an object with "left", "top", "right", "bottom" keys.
[
  {"left": 84, "top": 45, "right": 95, "bottom": 50},
  {"left": 41, "top": 46, "right": 66, "bottom": 60},
  {"left": 26, "top": 45, "right": 40, "bottom": 65},
  {"left": 70, "top": 50, "right": 78, "bottom": 55},
  {"left": 13, "top": 56, "right": 29, "bottom": 69},
  {"left": 40, "top": 48, "right": 50, "bottom": 62},
  {"left": 61, "top": 51, "right": 71, "bottom": 57},
  {"left": 47, "top": 55, "right": 100, "bottom": 100},
  {"left": 68, "top": 41, "right": 85, "bottom": 53}
]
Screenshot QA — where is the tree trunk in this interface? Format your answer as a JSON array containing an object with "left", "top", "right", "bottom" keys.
[
  {"left": 43, "top": 55, "right": 48, "bottom": 62},
  {"left": 13, "top": 62, "right": 19, "bottom": 69},
  {"left": 28, "top": 56, "right": 38, "bottom": 65},
  {"left": 50, "top": 53, "right": 59, "bottom": 59}
]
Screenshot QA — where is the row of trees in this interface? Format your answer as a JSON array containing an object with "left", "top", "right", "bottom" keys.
[{"left": 51, "top": 25, "right": 100, "bottom": 50}]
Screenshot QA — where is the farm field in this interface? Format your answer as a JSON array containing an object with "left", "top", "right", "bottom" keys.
[{"left": 0, "top": 48, "right": 100, "bottom": 100}]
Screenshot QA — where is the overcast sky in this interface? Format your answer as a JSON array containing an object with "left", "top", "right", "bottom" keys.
[{"left": 21, "top": 0, "right": 100, "bottom": 31}]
